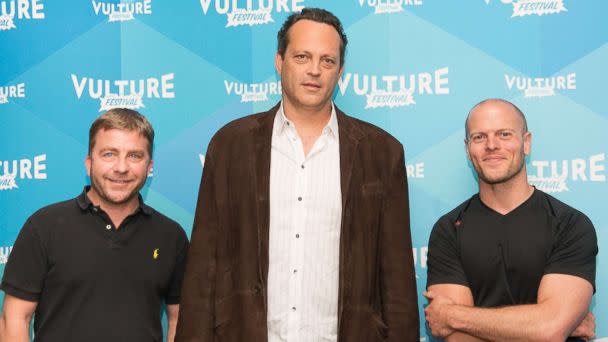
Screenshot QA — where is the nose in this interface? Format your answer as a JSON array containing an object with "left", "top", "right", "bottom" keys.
[
  {"left": 307, "top": 59, "right": 321, "bottom": 77},
  {"left": 113, "top": 156, "right": 129, "bottom": 173},
  {"left": 485, "top": 134, "right": 499, "bottom": 151}
]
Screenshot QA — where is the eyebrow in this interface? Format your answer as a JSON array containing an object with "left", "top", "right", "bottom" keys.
[
  {"left": 471, "top": 128, "right": 516, "bottom": 134},
  {"left": 292, "top": 50, "right": 337, "bottom": 58},
  {"left": 99, "top": 147, "right": 119, "bottom": 152},
  {"left": 99, "top": 147, "right": 146, "bottom": 154}
]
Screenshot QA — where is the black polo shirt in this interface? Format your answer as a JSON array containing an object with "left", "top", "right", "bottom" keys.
[
  {"left": 427, "top": 188, "right": 597, "bottom": 307},
  {"left": 1, "top": 187, "right": 189, "bottom": 342}
]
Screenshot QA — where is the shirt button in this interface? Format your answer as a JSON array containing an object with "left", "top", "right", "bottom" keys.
[
  {"left": 301, "top": 164, "right": 305, "bottom": 169},
  {"left": 295, "top": 233, "right": 300, "bottom": 238},
  {"left": 291, "top": 306, "right": 296, "bottom": 311},
  {"left": 297, "top": 196, "right": 302, "bottom": 201},
  {"left": 293, "top": 269, "right": 298, "bottom": 274},
  {"left": 106, "top": 224, "right": 112, "bottom": 230}
]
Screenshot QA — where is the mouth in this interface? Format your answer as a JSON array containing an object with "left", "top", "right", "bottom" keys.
[
  {"left": 302, "top": 82, "right": 321, "bottom": 90},
  {"left": 482, "top": 155, "right": 507, "bottom": 165},
  {"left": 106, "top": 178, "right": 133, "bottom": 185}
]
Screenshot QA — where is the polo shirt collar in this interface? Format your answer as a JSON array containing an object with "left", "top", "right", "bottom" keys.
[{"left": 76, "top": 186, "right": 153, "bottom": 216}]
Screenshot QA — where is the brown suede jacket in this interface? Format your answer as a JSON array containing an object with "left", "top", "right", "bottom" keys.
[{"left": 176, "top": 103, "right": 419, "bottom": 342}]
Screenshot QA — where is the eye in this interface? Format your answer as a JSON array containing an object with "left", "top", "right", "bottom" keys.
[
  {"left": 470, "top": 134, "right": 486, "bottom": 143},
  {"left": 128, "top": 152, "right": 144, "bottom": 161},
  {"left": 294, "top": 54, "right": 308, "bottom": 61},
  {"left": 102, "top": 151, "right": 115, "bottom": 158},
  {"left": 322, "top": 57, "right": 336, "bottom": 65},
  {"left": 498, "top": 131, "right": 513, "bottom": 139}
]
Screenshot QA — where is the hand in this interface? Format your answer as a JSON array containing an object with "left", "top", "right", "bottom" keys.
[
  {"left": 570, "top": 311, "right": 595, "bottom": 341},
  {"left": 423, "top": 290, "right": 456, "bottom": 338}
]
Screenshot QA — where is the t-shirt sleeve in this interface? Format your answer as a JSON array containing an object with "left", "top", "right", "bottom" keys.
[
  {"left": 426, "top": 218, "right": 469, "bottom": 289},
  {"left": 165, "top": 226, "right": 189, "bottom": 305},
  {"left": 544, "top": 212, "right": 597, "bottom": 291},
  {"left": 1, "top": 218, "right": 47, "bottom": 302}
]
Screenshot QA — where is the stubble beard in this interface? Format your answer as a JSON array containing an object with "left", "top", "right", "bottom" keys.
[
  {"left": 476, "top": 152, "right": 526, "bottom": 186},
  {"left": 89, "top": 162, "right": 144, "bottom": 206}
]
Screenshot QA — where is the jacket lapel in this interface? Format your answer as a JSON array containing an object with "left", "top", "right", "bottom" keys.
[
  {"left": 337, "top": 108, "right": 365, "bottom": 210},
  {"left": 252, "top": 103, "right": 279, "bottom": 310},
  {"left": 335, "top": 106, "right": 365, "bottom": 337}
]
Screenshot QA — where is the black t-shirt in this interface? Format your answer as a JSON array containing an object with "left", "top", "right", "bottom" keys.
[
  {"left": 1, "top": 188, "right": 189, "bottom": 342},
  {"left": 427, "top": 189, "right": 597, "bottom": 307}
]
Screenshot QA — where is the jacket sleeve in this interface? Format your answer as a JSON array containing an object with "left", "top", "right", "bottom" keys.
[
  {"left": 381, "top": 146, "right": 420, "bottom": 341},
  {"left": 175, "top": 141, "right": 220, "bottom": 342}
]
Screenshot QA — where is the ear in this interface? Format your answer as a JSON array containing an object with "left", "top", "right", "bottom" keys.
[
  {"left": 523, "top": 131, "right": 532, "bottom": 156},
  {"left": 275, "top": 53, "right": 283, "bottom": 75},
  {"left": 147, "top": 159, "right": 154, "bottom": 176},
  {"left": 464, "top": 139, "right": 472, "bottom": 161},
  {"left": 85, "top": 155, "right": 92, "bottom": 177}
]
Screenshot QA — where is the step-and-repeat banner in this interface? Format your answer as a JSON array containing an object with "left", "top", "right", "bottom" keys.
[{"left": 1, "top": 0, "right": 606, "bottom": 340}]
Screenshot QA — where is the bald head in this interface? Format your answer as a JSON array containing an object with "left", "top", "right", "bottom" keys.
[{"left": 465, "top": 99, "right": 528, "bottom": 141}]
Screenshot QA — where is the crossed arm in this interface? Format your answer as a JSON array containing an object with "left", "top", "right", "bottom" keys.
[{"left": 424, "top": 274, "right": 595, "bottom": 342}]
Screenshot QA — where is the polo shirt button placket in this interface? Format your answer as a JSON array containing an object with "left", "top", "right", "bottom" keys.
[{"left": 105, "top": 223, "right": 120, "bottom": 249}]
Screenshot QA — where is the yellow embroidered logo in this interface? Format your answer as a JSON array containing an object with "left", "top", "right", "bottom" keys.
[{"left": 153, "top": 248, "right": 159, "bottom": 260}]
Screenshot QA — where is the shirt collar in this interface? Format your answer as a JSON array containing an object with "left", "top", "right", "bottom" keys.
[
  {"left": 274, "top": 101, "right": 339, "bottom": 138},
  {"left": 326, "top": 103, "right": 339, "bottom": 138},
  {"left": 76, "top": 186, "right": 153, "bottom": 216}
]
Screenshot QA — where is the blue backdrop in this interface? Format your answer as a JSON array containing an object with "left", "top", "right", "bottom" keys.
[{"left": 1, "top": 0, "right": 606, "bottom": 340}]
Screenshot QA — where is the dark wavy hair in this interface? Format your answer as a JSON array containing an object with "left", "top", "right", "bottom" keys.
[{"left": 277, "top": 8, "right": 348, "bottom": 67}]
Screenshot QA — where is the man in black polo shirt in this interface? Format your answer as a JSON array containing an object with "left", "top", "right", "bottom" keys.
[
  {"left": 424, "top": 99, "right": 597, "bottom": 341},
  {"left": 0, "top": 108, "right": 188, "bottom": 342}
]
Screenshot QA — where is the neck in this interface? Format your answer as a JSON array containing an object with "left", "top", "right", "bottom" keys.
[
  {"left": 282, "top": 98, "right": 332, "bottom": 135},
  {"left": 478, "top": 171, "right": 534, "bottom": 215},
  {"left": 86, "top": 189, "right": 139, "bottom": 228}
]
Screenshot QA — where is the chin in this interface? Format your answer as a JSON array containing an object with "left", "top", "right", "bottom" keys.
[
  {"left": 297, "top": 98, "right": 322, "bottom": 107},
  {"left": 106, "top": 196, "right": 130, "bottom": 205},
  {"left": 107, "top": 191, "right": 136, "bottom": 204},
  {"left": 482, "top": 174, "right": 513, "bottom": 185}
]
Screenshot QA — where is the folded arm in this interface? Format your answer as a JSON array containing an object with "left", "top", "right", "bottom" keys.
[{"left": 425, "top": 274, "right": 593, "bottom": 342}]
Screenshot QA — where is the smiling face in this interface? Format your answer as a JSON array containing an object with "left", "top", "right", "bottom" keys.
[
  {"left": 465, "top": 100, "right": 531, "bottom": 186},
  {"left": 275, "top": 19, "right": 343, "bottom": 114},
  {"left": 85, "top": 128, "right": 152, "bottom": 208}
]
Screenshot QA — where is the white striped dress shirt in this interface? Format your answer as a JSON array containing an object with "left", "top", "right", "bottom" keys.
[{"left": 267, "top": 103, "right": 342, "bottom": 342}]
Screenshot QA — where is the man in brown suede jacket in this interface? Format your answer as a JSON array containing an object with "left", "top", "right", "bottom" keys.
[{"left": 176, "top": 8, "right": 419, "bottom": 342}]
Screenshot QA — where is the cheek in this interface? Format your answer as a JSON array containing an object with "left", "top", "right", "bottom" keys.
[
  {"left": 326, "top": 71, "right": 340, "bottom": 85},
  {"left": 92, "top": 161, "right": 115, "bottom": 175},
  {"left": 468, "top": 147, "right": 482, "bottom": 161},
  {"left": 134, "top": 164, "right": 151, "bottom": 177},
  {"left": 509, "top": 143, "right": 524, "bottom": 156}
]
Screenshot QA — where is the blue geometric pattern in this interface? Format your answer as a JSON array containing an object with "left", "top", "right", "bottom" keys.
[{"left": 1, "top": 1, "right": 606, "bottom": 339}]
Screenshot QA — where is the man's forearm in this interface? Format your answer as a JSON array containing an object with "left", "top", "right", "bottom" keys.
[
  {"left": 0, "top": 315, "right": 31, "bottom": 342},
  {"left": 166, "top": 319, "right": 176, "bottom": 342},
  {"left": 445, "top": 332, "right": 487, "bottom": 342},
  {"left": 446, "top": 303, "right": 570, "bottom": 342},
  {"left": 166, "top": 304, "right": 179, "bottom": 342}
]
